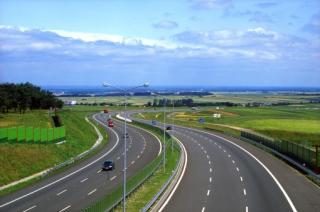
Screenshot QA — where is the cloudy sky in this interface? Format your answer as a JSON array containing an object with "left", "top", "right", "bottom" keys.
[{"left": 0, "top": 0, "right": 319, "bottom": 86}]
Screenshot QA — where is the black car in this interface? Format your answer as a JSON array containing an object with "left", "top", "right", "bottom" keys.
[
  {"left": 166, "top": 126, "right": 172, "bottom": 130},
  {"left": 123, "top": 133, "right": 129, "bottom": 139},
  {"left": 102, "top": 160, "right": 115, "bottom": 171}
]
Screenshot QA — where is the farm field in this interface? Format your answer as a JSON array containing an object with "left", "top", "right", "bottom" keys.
[
  {"left": 135, "top": 103, "right": 320, "bottom": 146},
  {"left": 59, "top": 93, "right": 320, "bottom": 106},
  {"left": 0, "top": 106, "right": 106, "bottom": 187}
]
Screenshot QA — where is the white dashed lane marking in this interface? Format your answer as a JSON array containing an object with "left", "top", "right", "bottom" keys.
[
  {"left": 243, "top": 189, "right": 247, "bottom": 196},
  {"left": 58, "top": 205, "right": 71, "bottom": 212},
  {"left": 207, "top": 190, "right": 211, "bottom": 196},
  {"left": 240, "top": 176, "right": 243, "bottom": 181},
  {"left": 209, "top": 177, "right": 212, "bottom": 183},
  {"left": 56, "top": 189, "right": 67, "bottom": 196},
  {"left": 110, "top": 176, "right": 117, "bottom": 181},
  {"left": 88, "top": 189, "right": 97, "bottom": 196},
  {"left": 80, "top": 178, "right": 88, "bottom": 183},
  {"left": 201, "top": 206, "right": 206, "bottom": 212},
  {"left": 22, "top": 205, "right": 37, "bottom": 212}
]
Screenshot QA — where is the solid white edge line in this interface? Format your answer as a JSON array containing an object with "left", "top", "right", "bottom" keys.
[
  {"left": 22, "top": 205, "right": 37, "bottom": 212},
  {"left": 58, "top": 205, "right": 71, "bottom": 212},
  {"left": 0, "top": 114, "right": 120, "bottom": 208},
  {"left": 178, "top": 126, "right": 298, "bottom": 212},
  {"left": 126, "top": 121, "right": 162, "bottom": 157},
  {"left": 158, "top": 135, "right": 188, "bottom": 212}
]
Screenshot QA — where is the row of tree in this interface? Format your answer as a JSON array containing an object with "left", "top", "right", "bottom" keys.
[
  {"left": 0, "top": 82, "right": 63, "bottom": 113},
  {"left": 146, "top": 98, "right": 241, "bottom": 107},
  {"left": 146, "top": 98, "right": 195, "bottom": 107}
]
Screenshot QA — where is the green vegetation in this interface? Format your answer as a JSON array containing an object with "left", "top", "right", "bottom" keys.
[
  {"left": 60, "top": 92, "right": 320, "bottom": 107},
  {"left": 0, "top": 109, "right": 53, "bottom": 128},
  {"left": 0, "top": 106, "right": 106, "bottom": 187},
  {"left": 116, "top": 141, "right": 179, "bottom": 212},
  {"left": 0, "top": 82, "right": 63, "bottom": 114},
  {"left": 84, "top": 121, "right": 180, "bottom": 212},
  {"left": 135, "top": 103, "right": 320, "bottom": 146}
]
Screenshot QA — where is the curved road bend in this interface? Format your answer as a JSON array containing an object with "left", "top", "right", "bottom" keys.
[
  {"left": 128, "top": 113, "right": 320, "bottom": 212},
  {"left": 0, "top": 113, "right": 160, "bottom": 212}
]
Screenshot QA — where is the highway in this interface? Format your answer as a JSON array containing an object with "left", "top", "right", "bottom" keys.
[
  {"left": 0, "top": 113, "right": 161, "bottom": 212},
  {"left": 128, "top": 111, "right": 320, "bottom": 212}
]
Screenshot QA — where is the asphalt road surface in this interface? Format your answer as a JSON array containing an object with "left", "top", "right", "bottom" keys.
[
  {"left": 0, "top": 113, "right": 160, "bottom": 212},
  {"left": 129, "top": 111, "right": 320, "bottom": 212}
]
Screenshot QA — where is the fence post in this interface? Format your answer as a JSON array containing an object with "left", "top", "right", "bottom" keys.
[{"left": 315, "top": 145, "right": 320, "bottom": 174}]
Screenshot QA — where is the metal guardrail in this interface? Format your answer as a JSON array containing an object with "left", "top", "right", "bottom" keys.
[
  {"left": 141, "top": 137, "right": 181, "bottom": 212},
  {"left": 83, "top": 120, "right": 166, "bottom": 212},
  {"left": 104, "top": 157, "right": 163, "bottom": 212}
]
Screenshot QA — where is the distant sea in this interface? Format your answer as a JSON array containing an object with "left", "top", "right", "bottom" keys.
[{"left": 43, "top": 85, "right": 320, "bottom": 96}]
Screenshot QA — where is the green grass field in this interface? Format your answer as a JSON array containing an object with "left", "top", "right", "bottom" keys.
[
  {"left": 60, "top": 93, "right": 320, "bottom": 106},
  {"left": 135, "top": 103, "right": 320, "bottom": 146},
  {"left": 0, "top": 106, "right": 106, "bottom": 186}
]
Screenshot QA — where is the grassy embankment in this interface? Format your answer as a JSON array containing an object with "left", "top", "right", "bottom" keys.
[
  {"left": 0, "top": 105, "right": 108, "bottom": 189},
  {"left": 134, "top": 104, "right": 320, "bottom": 146}
]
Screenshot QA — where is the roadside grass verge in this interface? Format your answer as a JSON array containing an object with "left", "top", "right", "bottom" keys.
[
  {"left": 0, "top": 109, "right": 53, "bottom": 128},
  {"left": 115, "top": 142, "right": 179, "bottom": 212},
  {"left": 135, "top": 104, "right": 320, "bottom": 145},
  {"left": 84, "top": 120, "right": 180, "bottom": 212},
  {"left": 0, "top": 107, "right": 106, "bottom": 193}
]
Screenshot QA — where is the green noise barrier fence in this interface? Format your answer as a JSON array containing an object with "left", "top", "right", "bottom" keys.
[
  {"left": 241, "top": 131, "right": 320, "bottom": 171},
  {"left": 0, "top": 126, "right": 66, "bottom": 143}
]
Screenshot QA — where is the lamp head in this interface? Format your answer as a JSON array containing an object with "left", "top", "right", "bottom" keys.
[
  {"left": 102, "top": 82, "right": 111, "bottom": 87},
  {"left": 143, "top": 82, "right": 149, "bottom": 88}
]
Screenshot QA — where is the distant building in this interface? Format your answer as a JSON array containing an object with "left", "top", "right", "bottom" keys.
[
  {"left": 64, "top": 100, "right": 77, "bottom": 105},
  {"left": 213, "top": 113, "right": 221, "bottom": 118}
]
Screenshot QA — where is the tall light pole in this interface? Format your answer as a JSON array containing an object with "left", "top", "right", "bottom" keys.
[
  {"left": 163, "top": 97, "right": 166, "bottom": 173},
  {"left": 102, "top": 82, "right": 149, "bottom": 212},
  {"left": 171, "top": 98, "right": 174, "bottom": 152},
  {"left": 152, "top": 92, "right": 167, "bottom": 173}
]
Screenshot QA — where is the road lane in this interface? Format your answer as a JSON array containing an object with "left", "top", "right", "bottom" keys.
[{"left": 0, "top": 113, "right": 160, "bottom": 212}]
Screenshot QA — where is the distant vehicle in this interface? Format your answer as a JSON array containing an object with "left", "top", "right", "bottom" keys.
[
  {"left": 108, "top": 120, "right": 114, "bottom": 127},
  {"left": 102, "top": 160, "right": 115, "bottom": 171},
  {"left": 166, "top": 126, "right": 172, "bottom": 130},
  {"left": 123, "top": 133, "right": 129, "bottom": 139},
  {"left": 103, "top": 109, "right": 109, "bottom": 113}
]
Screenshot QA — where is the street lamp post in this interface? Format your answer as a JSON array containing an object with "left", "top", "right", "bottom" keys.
[
  {"left": 102, "top": 82, "right": 149, "bottom": 212},
  {"left": 163, "top": 97, "right": 166, "bottom": 173},
  {"left": 152, "top": 93, "right": 167, "bottom": 173},
  {"left": 171, "top": 98, "right": 174, "bottom": 152}
]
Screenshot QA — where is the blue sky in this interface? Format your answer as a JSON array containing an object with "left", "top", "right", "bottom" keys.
[{"left": 0, "top": 0, "right": 319, "bottom": 86}]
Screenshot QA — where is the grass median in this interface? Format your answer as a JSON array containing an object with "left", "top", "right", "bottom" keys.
[{"left": 83, "top": 120, "right": 180, "bottom": 212}]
